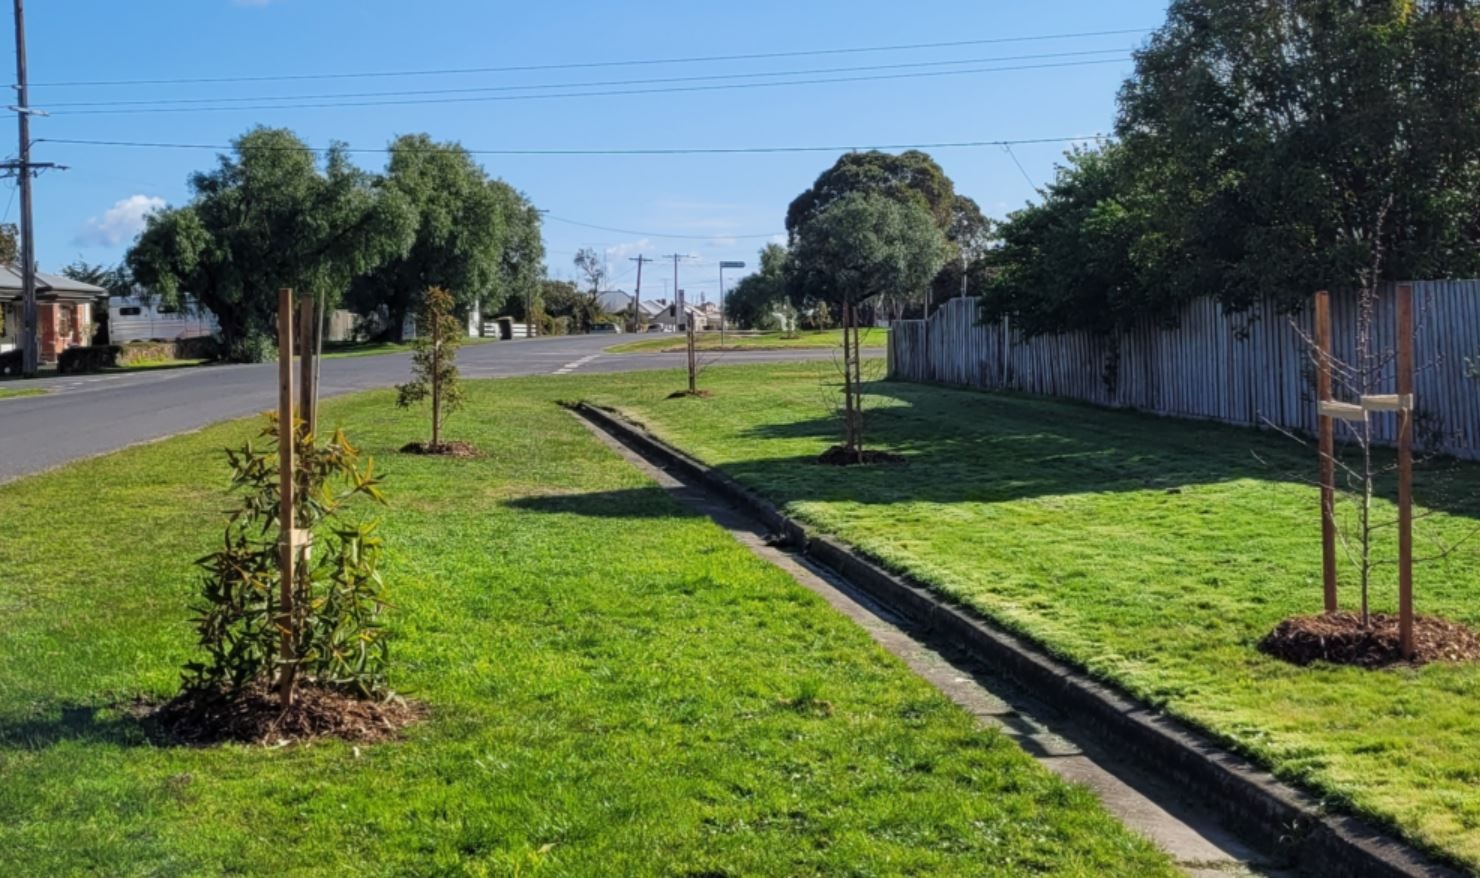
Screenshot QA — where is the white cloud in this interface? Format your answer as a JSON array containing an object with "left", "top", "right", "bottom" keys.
[
  {"left": 74, "top": 195, "right": 165, "bottom": 247},
  {"left": 769, "top": 234, "right": 788, "bottom": 246},
  {"left": 604, "top": 239, "right": 652, "bottom": 261},
  {"left": 708, "top": 236, "right": 738, "bottom": 248}
]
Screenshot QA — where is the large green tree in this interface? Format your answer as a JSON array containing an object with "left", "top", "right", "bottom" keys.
[
  {"left": 129, "top": 127, "right": 415, "bottom": 361},
  {"left": 790, "top": 192, "right": 948, "bottom": 458},
  {"left": 347, "top": 135, "right": 510, "bottom": 341},
  {"left": 490, "top": 185, "right": 545, "bottom": 324},
  {"left": 785, "top": 150, "right": 988, "bottom": 313},
  {"left": 724, "top": 243, "right": 789, "bottom": 330}
]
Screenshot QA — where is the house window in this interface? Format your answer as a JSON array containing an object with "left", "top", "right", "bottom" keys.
[
  {"left": 119, "top": 306, "right": 142, "bottom": 316},
  {"left": 58, "top": 306, "right": 73, "bottom": 337}
]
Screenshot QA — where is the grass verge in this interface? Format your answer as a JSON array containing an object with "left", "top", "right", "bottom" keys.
[
  {"left": 582, "top": 362, "right": 1480, "bottom": 871},
  {"left": 607, "top": 328, "right": 888, "bottom": 354},
  {"left": 0, "top": 374, "right": 1171, "bottom": 876},
  {"left": 0, "top": 387, "right": 45, "bottom": 400}
]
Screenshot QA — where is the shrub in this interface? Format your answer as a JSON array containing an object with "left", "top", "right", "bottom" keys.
[
  {"left": 186, "top": 416, "right": 392, "bottom": 700},
  {"left": 58, "top": 345, "right": 121, "bottom": 374}
]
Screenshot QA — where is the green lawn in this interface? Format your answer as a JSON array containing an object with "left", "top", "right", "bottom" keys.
[
  {"left": 607, "top": 327, "right": 888, "bottom": 354},
  {"left": 0, "top": 375, "right": 1171, "bottom": 876},
  {"left": 0, "top": 387, "right": 45, "bottom": 400},
  {"left": 582, "top": 363, "right": 1480, "bottom": 871}
]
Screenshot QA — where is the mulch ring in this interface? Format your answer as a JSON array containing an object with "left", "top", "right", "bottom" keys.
[
  {"left": 142, "top": 682, "right": 425, "bottom": 746},
  {"left": 400, "top": 440, "right": 480, "bottom": 458},
  {"left": 1259, "top": 611, "right": 1480, "bottom": 669},
  {"left": 666, "top": 389, "right": 715, "bottom": 399},
  {"left": 817, "top": 445, "right": 906, "bottom": 467}
]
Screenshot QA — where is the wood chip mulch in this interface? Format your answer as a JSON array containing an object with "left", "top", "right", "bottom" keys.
[
  {"left": 1259, "top": 611, "right": 1480, "bottom": 669},
  {"left": 400, "top": 441, "right": 480, "bottom": 458},
  {"left": 817, "top": 445, "right": 907, "bottom": 467},
  {"left": 143, "top": 683, "right": 425, "bottom": 746}
]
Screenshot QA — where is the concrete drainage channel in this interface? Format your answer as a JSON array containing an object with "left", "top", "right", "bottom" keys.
[{"left": 570, "top": 402, "right": 1460, "bottom": 878}]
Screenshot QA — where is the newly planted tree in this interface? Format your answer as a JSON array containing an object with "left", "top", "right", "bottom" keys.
[
  {"left": 788, "top": 192, "right": 947, "bottom": 463},
  {"left": 397, "top": 286, "right": 467, "bottom": 454}
]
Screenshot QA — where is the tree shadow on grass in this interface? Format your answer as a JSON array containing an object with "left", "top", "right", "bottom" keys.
[
  {"left": 505, "top": 485, "right": 707, "bottom": 519},
  {"left": 723, "top": 380, "right": 1480, "bottom": 520},
  {"left": 0, "top": 702, "right": 159, "bottom": 750}
]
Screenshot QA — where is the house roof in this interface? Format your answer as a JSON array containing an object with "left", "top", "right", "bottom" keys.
[
  {"left": 0, "top": 265, "right": 107, "bottom": 302},
  {"left": 596, "top": 289, "right": 663, "bottom": 317}
]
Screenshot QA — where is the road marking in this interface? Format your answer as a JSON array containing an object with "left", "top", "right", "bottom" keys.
[{"left": 553, "top": 354, "right": 600, "bottom": 375}]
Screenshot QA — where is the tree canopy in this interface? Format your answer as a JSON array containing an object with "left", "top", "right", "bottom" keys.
[
  {"left": 129, "top": 127, "right": 416, "bottom": 361},
  {"left": 786, "top": 150, "right": 989, "bottom": 310},
  {"left": 346, "top": 135, "right": 512, "bottom": 341},
  {"left": 724, "top": 243, "right": 789, "bottom": 330},
  {"left": 789, "top": 191, "right": 949, "bottom": 310},
  {"left": 987, "top": 0, "right": 1480, "bottom": 335}
]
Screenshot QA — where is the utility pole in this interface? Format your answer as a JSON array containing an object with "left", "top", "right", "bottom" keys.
[
  {"left": 629, "top": 254, "right": 652, "bottom": 333},
  {"left": 5, "top": 0, "right": 58, "bottom": 377}
]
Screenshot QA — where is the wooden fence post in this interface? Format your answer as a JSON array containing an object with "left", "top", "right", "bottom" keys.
[
  {"left": 1396, "top": 284, "right": 1415, "bottom": 659},
  {"left": 276, "top": 287, "right": 298, "bottom": 708},
  {"left": 1314, "top": 290, "right": 1339, "bottom": 614}
]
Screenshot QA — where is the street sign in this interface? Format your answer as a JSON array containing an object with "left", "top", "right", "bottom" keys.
[{"left": 719, "top": 261, "right": 746, "bottom": 269}]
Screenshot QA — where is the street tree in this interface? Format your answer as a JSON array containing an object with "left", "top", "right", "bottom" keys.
[
  {"left": 789, "top": 192, "right": 948, "bottom": 462},
  {"left": 397, "top": 286, "right": 465, "bottom": 452},
  {"left": 347, "top": 135, "right": 510, "bottom": 341},
  {"left": 129, "top": 127, "right": 415, "bottom": 362}
]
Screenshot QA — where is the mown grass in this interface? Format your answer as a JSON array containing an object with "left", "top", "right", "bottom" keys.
[
  {"left": 0, "top": 387, "right": 45, "bottom": 400},
  {"left": 607, "top": 328, "right": 888, "bottom": 354},
  {"left": 583, "top": 362, "right": 1480, "bottom": 871},
  {"left": 0, "top": 375, "right": 1171, "bottom": 877}
]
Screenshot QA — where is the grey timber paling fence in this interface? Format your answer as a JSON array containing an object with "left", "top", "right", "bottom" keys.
[{"left": 888, "top": 281, "right": 1480, "bottom": 460}]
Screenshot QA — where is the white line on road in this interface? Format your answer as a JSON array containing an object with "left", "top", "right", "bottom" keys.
[{"left": 553, "top": 354, "right": 601, "bottom": 375}]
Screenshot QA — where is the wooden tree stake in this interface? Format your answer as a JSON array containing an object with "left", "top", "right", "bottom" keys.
[
  {"left": 298, "top": 294, "right": 317, "bottom": 437},
  {"left": 1396, "top": 284, "right": 1415, "bottom": 659},
  {"left": 1314, "top": 290, "right": 1339, "bottom": 614},
  {"left": 276, "top": 287, "right": 298, "bottom": 708}
]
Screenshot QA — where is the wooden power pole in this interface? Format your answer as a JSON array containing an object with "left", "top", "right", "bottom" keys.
[
  {"left": 6, "top": 0, "right": 58, "bottom": 377},
  {"left": 630, "top": 254, "right": 651, "bottom": 333}
]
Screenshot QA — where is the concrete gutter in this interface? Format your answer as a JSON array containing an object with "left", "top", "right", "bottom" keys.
[{"left": 572, "top": 401, "right": 1464, "bottom": 878}]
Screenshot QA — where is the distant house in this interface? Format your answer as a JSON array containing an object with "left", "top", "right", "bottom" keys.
[
  {"left": 595, "top": 290, "right": 663, "bottom": 322},
  {"left": 647, "top": 298, "right": 710, "bottom": 331},
  {"left": 0, "top": 267, "right": 107, "bottom": 362}
]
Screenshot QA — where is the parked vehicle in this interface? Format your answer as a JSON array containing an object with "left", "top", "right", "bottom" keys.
[
  {"left": 590, "top": 324, "right": 623, "bottom": 334},
  {"left": 646, "top": 324, "right": 674, "bottom": 333}
]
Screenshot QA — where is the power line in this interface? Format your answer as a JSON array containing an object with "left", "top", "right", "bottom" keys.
[
  {"left": 42, "top": 47, "right": 1131, "bottom": 109},
  {"left": 46, "top": 57, "right": 1132, "bottom": 115},
  {"left": 39, "top": 134, "right": 1108, "bottom": 157},
  {"left": 29, "top": 27, "right": 1153, "bottom": 88}
]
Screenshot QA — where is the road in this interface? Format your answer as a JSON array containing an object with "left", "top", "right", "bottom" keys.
[{"left": 0, "top": 335, "right": 842, "bottom": 484}]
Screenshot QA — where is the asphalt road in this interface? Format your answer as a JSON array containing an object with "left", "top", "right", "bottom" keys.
[{"left": 0, "top": 335, "right": 841, "bottom": 484}]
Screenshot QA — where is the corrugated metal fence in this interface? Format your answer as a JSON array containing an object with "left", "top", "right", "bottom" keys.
[{"left": 889, "top": 281, "right": 1480, "bottom": 459}]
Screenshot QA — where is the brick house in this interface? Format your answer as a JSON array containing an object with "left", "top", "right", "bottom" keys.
[{"left": 0, "top": 266, "right": 107, "bottom": 362}]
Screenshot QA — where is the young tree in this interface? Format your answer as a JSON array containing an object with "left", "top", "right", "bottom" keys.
[
  {"left": 397, "top": 287, "right": 465, "bottom": 451},
  {"left": 789, "top": 192, "right": 948, "bottom": 461},
  {"left": 347, "top": 135, "right": 512, "bottom": 341},
  {"left": 129, "top": 127, "right": 415, "bottom": 362}
]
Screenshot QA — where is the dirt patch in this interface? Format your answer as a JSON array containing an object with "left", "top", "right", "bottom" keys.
[
  {"left": 817, "top": 445, "right": 907, "bottom": 467},
  {"left": 666, "top": 389, "right": 715, "bottom": 400},
  {"left": 1259, "top": 612, "right": 1480, "bottom": 668},
  {"left": 144, "top": 683, "right": 425, "bottom": 745},
  {"left": 400, "top": 440, "right": 480, "bottom": 458}
]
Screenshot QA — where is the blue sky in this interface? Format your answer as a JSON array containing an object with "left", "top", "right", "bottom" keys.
[{"left": 14, "top": 0, "right": 1167, "bottom": 300}]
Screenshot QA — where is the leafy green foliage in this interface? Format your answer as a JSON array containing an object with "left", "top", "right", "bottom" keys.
[
  {"left": 128, "top": 127, "right": 416, "bottom": 362},
  {"left": 785, "top": 150, "right": 990, "bottom": 312},
  {"left": 188, "top": 416, "right": 390, "bottom": 698},
  {"left": 345, "top": 135, "right": 513, "bottom": 342},
  {"left": 396, "top": 286, "right": 465, "bottom": 447},
  {"left": 723, "top": 243, "right": 789, "bottom": 330},
  {"left": 989, "top": 0, "right": 1480, "bottom": 334}
]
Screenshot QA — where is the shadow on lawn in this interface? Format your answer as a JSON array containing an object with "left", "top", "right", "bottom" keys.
[
  {"left": 0, "top": 703, "right": 155, "bottom": 750},
  {"left": 721, "top": 380, "right": 1480, "bottom": 520},
  {"left": 506, "top": 485, "right": 706, "bottom": 519}
]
